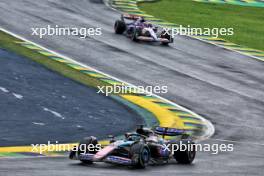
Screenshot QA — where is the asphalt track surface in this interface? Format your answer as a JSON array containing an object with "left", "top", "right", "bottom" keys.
[
  {"left": 0, "top": 48, "right": 142, "bottom": 146},
  {"left": 0, "top": 0, "right": 263, "bottom": 175}
]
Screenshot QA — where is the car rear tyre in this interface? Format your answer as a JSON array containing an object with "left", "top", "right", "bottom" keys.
[
  {"left": 161, "top": 42, "right": 169, "bottom": 46},
  {"left": 161, "top": 30, "right": 173, "bottom": 45},
  {"left": 173, "top": 140, "right": 196, "bottom": 164},
  {"left": 114, "top": 20, "right": 126, "bottom": 34}
]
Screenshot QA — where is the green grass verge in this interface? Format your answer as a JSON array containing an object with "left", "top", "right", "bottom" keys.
[{"left": 139, "top": 0, "right": 264, "bottom": 51}]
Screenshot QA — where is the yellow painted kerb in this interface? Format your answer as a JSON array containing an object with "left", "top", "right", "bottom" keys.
[{"left": 121, "top": 95, "right": 185, "bottom": 129}]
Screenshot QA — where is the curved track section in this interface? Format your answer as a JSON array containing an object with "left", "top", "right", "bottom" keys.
[
  {"left": 0, "top": 46, "right": 142, "bottom": 147},
  {"left": 0, "top": 47, "right": 143, "bottom": 147},
  {"left": 0, "top": 0, "right": 263, "bottom": 175}
]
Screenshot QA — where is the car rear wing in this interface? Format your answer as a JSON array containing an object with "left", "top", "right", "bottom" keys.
[
  {"left": 154, "top": 127, "right": 185, "bottom": 138},
  {"left": 121, "top": 13, "right": 141, "bottom": 21}
]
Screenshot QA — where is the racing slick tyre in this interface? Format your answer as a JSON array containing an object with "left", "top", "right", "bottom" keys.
[
  {"left": 130, "top": 143, "right": 150, "bottom": 168},
  {"left": 160, "top": 30, "right": 173, "bottom": 45},
  {"left": 114, "top": 20, "right": 126, "bottom": 34},
  {"left": 173, "top": 140, "right": 196, "bottom": 164},
  {"left": 78, "top": 136, "right": 98, "bottom": 164}
]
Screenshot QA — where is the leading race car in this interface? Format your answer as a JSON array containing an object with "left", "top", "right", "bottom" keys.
[
  {"left": 69, "top": 126, "right": 196, "bottom": 168},
  {"left": 114, "top": 14, "right": 174, "bottom": 45}
]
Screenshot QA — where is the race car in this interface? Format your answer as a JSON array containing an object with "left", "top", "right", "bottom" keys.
[
  {"left": 69, "top": 126, "right": 196, "bottom": 168},
  {"left": 114, "top": 14, "right": 174, "bottom": 45}
]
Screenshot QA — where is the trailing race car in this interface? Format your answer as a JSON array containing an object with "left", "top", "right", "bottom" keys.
[
  {"left": 69, "top": 126, "right": 196, "bottom": 168},
  {"left": 114, "top": 14, "right": 174, "bottom": 45}
]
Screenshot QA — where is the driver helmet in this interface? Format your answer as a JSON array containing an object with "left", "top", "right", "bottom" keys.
[{"left": 136, "top": 127, "right": 154, "bottom": 137}]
